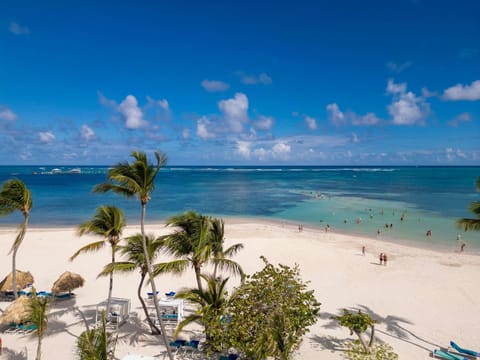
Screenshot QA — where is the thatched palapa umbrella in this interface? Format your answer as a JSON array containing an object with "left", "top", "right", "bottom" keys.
[
  {"left": 0, "top": 270, "right": 34, "bottom": 292},
  {"left": 51, "top": 271, "right": 85, "bottom": 295},
  {"left": 0, "top": 295, "right": 32, "bottom": 324}
]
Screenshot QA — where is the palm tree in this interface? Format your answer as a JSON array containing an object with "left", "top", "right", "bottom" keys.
[
  {"left": 76, "top": 311, "right": 114, "bottom": 360},
  {"left": 71, "top": 205, "right": 125, "bottom": 315},
  {"left": 29, "top": 288, "right": 49, "bottom": 360},
  {"left": 159, "top": 211, "right": 243, "bottom": 291},
  {"left": 93, "top": 150, "right": 173, "bottom": 360},
  {"left": 174, "top": 274, "right": 229, "bottom": 352},
  {"left": 0, "top": 178, "right": 33, "bottom": 299},
  {"left": 100, "top": 233, "right": 163, "bottom": 334},
  {"left": 457, "top": 177, "right": 480, "bottom": 231}
]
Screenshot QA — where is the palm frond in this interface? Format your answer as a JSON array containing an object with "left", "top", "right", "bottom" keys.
[
  {"left": 173, "top": 314, "right": 202, "bottom": 339},
  {"left": 213, "top": 258, "right": 244, "bottom": 278},
  {"left": 98, "top": 262, "right": 137, "bottom": 277},
  {"left": 70, "top": 240, "right": 106, "bottom": 261},
  {"left": 153, "top": 259, "right": 189, "bottom": 277}
]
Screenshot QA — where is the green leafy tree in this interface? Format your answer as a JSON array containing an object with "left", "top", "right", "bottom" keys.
[
  {"left": 332, "top": 309, "right": 376, "bottom": 354},
  {"left": 100, "top": 233, "right": 163, "bottom": 334},
  {"left": 0, "top": 179, "right": 32, "bottom": 299},
  {"left": 93, "top": 150, "right": 173, "bottom": 360},
  {"left": 457, "top": 177, "right": 480, "bottom": 231},
  {"left": 29, "top": 288, "right": 49, "bottom": 360},
  {"left": 159, "top": 211, "right": 243, "bottom": 291},
  {"left": 174, "top": 274, "right": 230, "bottom": 353},
  {"left": 71, "top": 205, "right": 125, "bottom": 315},
  {"left": 225, "top": 257, "right": 320, "bottom": 360}
]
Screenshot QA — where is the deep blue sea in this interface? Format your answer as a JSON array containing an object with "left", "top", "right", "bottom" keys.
[{"left": 0, "top": 166, "right": 479, "bottom": 252}]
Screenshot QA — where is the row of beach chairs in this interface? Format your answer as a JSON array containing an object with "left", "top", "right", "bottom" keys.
[
  {"left": 433, "top": 341, "right": 479, "bottom": 360},
  {"left": 4, "top": 322, "right": 38, "bottom": 335}
]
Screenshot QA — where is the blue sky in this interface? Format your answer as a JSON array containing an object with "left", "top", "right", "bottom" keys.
[{"left": 0, "top": 0, "right": 479, "bottom": 165}]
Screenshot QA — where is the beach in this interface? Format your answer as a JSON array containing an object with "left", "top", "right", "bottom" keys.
[{"left": 0, "top": 219, "right": 479, "bottom": 359}]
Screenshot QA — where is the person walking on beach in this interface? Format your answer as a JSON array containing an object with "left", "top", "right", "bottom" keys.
[
  {"left": 460, "top": 243, "right": 466, "bottom": 252},
  {"left": 379, "top": 253, "right": 384, "bottom": 265},
  {"left": 383, "top": 253, "right": 388, "bottom": 266},
  {"left": 362, "top": 246, "right": 365, "bottom": 256}
]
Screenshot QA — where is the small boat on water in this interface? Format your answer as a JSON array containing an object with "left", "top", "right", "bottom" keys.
[
  {"left": 68, "top": 168, "right": 81, "bottom": 174},
  {"left": 51, "top": 168, "right": 62, "bottom": 174}
]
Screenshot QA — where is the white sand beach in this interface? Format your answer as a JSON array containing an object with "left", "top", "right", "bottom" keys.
[{"left": 0, "top": 219, "right": 479, "bottom": 359}]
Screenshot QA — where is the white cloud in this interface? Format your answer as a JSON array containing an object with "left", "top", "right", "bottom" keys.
[
  {"left": 386, "top": 61, "right": 412, "bottom": 73},
  {"left": 38, "top": 131, "right": 55, "bottom": 143},
  {"left": 352, "top": 133, "right": 360, "bottom": 143},
  {"left": 236, "top": 141, "right": 251, "bottom": 158},
  {"left": 98, "top": 92, "right": 117, "bottom": 107},
  {"left": 182, "top": 128, "right": 190, "bottom": 139},
  {"left": 272, "top": 142, "right": 291, "bottom": 159},
  {"left": 387, "top": 80, "right": 430, "bottom": 125},
  {"left": 326, "top": 103, "right": 346, "bottom": 126},
  {"left": 9, "top": 22, "right": 30, "bottom": 35},
  {"left": 0, "top": 105, "right": 17, "bottom": 121},
  {"left": 240, "top": 72, "right": 272, "bottom": 85},
  {"left": 386, "top": 79, "right": 407, "bottom": 94},
  {"left": 254, "top": 115, "right": 274, "bottom": 130},
  {"left": 448, "top": 112, "right": 472, "bottom": 127},
  {"left": 118, "top": 95, "right": 146, "bottom": 129},
  {"left": 146, "top": 96, "right": 169, "bottom": 110},
  {"left": 443, "top": 80, "right": 480, "bottom": 101},
  {"left": 80, "top": 125, "right": 95, "bottom": 141},
  {"left": 218, "top": 93, "right": 249, "bottom": 132},
  {"left": 305, "top": 116, "right": 317, "bottom": 130},
  {"left": 201, "top": 79, "right": 229, "bottom": 92},
  {"left": 196, "top": 116, "right": 215, "bottom": 140},
  {"left": 351, "top": 112, "right": 381, "bottom": 126}
]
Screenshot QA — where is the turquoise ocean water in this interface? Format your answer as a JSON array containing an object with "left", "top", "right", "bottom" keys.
[{"left": 0, "top": 166, "right": 479, "bottom": 252}]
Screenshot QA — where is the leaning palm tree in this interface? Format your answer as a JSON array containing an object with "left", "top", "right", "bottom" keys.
[
  {"left": 457, "top": 177, "right": 480, "bottom": 231},
  {"left": 29, "top": 288, "right": 49, "bottom": 360},
  {"left": 159, "top": 211, "right": 243, "bottom": 291},
  {"left": 93, "top": 150, "right": 173, "bottom": 360},
  {"left": 174, "top": 274, "right": 230, "bottom": 352},
  {"left": 0, "top": 179, "right": 33, "bottom": 299},
  {"left": 70, "top": 205, "right": 125, "bottom": 315},
  {"left": 100, "top": 233, "right": 163, "bottom": 334}
]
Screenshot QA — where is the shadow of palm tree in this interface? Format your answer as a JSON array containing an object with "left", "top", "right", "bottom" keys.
[
  {"left": 1, "top": 347, "right": 28, "bottom": 360},
  {"left": 309, "top": 334, "right": 348, "bottom": 353}
]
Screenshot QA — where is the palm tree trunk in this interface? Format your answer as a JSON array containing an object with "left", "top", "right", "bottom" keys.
[
  {"left": 141, "top": 203, "right": 174, "bottom": 360},
  {"left": 12, "top": 246, "right": 18, "bottom": 299},
  {"left": 137, "top": 272, "right": 161, "bottom": 334},
  {"left": 35, "top": 334, "right": 42, "bottom": 360},
  {"left": 368, "top": 325, "right": 375, "bottom": 347},
  {"left": 354, "top": 330, "right": 369, "bottom": 354},
  {"left": 106, "top": 250, "right": 114, "bottom": 317},
  {"left": 194, "top": 265, "right": 203, "bottom": 292}
]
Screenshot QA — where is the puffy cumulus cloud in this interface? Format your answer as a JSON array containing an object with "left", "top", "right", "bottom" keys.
[
  {"left": 236, "top": 141, "right": 251, "bottom": 158},
  {"left": 305, "top": 116, "right": 317, "bottom": 130},
  {"left": 146, "top": 96, "right": 169, "bottom": 110},
  {"left": 38, "top": 131, "right": 55, "bottom": 143},
  {"left": 118, "top": 95, "right": 146, "bottom": 129},
  {"left": 80, "top": 124, "right": 95, "bottom": 141},
  {"left": 448, "top": 112, "right": 472, "bottom": 127},
  {"left": 254, "top": 115, "right": 274, "bottom": 130},
  {"left": 201, "top": 79, "right": 229, "bottom": 92},
  {"left": 386, "top": 79, "right": 407, "bottom": 94},
  {"left": 196, "top": 116, "right": 215, "bottom": 140},
  {"left": 326, "top": 103, "right": 346, "bottom": 126},
  {"left": 218, "top": 93, "right": 249, "bottom": 132},
  {"left": 272, "top": 142, "right": 291, "bottom": 159},
  {"left": 9, "top": 22, "right": 30, "bottom": 35},
  {"left": 239, "top": 72, "right": 272, "bottom": 85},
  {"left": 387, "top": 80, "right": 430, "bottom": 125},
  {"left": 443, "top": 80, "right": 480, "bottom": 101},
  {"left": 0, "top": 105, "right": 17, "bottom": 121}
]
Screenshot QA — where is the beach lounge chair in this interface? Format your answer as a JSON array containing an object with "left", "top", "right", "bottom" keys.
[
  {"left": 433, "top": 349, "right": 468, "bottom": 360},
  {"left": 4, "top": 322, "right": 20, "bottom": 334},
  {"left": 54, "top": 292, "right": 74, "bottom": 300},
  {"left": 450, "top": 341, "right": 479, "bottom": 358},
  {"left": 22, "top": 324, "right": 38, "bottom": 334}
]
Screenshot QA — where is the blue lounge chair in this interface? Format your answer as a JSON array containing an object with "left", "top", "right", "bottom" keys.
[
  {"left": 54, "top": 292, "right": 74, "bottom": 300},
  {"left": 22, "top": 324, "right": 38, "bottom": 334},
  {"left": 450, "top": 341, "right": 479, "bottom": 358},
  {"left": 434, "top": 349, "right": 468, "bottom": 360}
]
